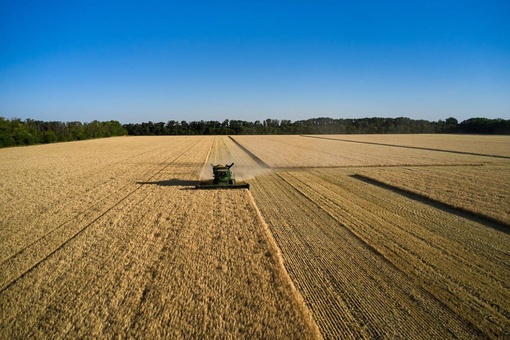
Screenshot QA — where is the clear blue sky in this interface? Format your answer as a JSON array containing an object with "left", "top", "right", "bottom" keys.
[{"left": 1, "top": 0, "right": 509, "bottom": 123}]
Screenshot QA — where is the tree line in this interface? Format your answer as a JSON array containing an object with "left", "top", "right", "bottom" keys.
[
  {"left": 1, "top": 116, "right": 508, "bottom": 148},
  {"left": 0, "top": 118, "right": 127, "bottom": 147},
  {"left": 123, "top": 117, "right": 510, "bottom": 136}
]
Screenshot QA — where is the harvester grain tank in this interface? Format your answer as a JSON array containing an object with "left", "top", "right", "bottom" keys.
[{"left": 195, "top": 163, "right": 250, "bottom": 189}]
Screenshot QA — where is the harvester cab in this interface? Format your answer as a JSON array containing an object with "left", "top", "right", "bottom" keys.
[
  {"left": 213, "top": 163, "right": 235, "bottom": 185},
  {"left": 196, "top": 163, "right": 250, "bottom": 190}
]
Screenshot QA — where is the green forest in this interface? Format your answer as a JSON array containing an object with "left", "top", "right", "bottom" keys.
[
  {"left": 1, "top": 116, "right": 509, "bottom": 148},
  {"left": 0, "top": 118, "right": 127, "bottom": 147},
  {"left": 123, "top": 117, "right": 510, "bottom": 135}
]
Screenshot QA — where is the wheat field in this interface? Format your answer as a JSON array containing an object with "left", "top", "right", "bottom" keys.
[
  {"left": 0, "top": 136, "right": 318, "bottom": 338},
  {"left": 1, "top": 134, "right": 509, "bottom": 338},
  {"left": 314, "top": 133, "right": 510, "bottom": 158}
]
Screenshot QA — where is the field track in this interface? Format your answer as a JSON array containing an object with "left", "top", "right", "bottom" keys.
[
  {"left": 354, "top": 165, "right": 510, "bottom": 226},
  {"left": 306, "top": 134, "right": 510, "bottom": 158},
  {"left": 1, "top": 134, "right": 509, "bottom": 338},
  {"left": 232, "top": 135, "right": 501, "bottom": 168}
]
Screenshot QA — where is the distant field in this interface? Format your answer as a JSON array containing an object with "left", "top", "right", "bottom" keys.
[
  {"left": 314, "top": 133, "right": 510, "bottom": 158},
  {"left": 1, "top": 134, "right": 509, "bottom": 338},
  {"left": 356, "top": 165, "right": 510, "bottom": 225},
  {"left": 232, "top": 135, "right": 501, "bottom": 167}
]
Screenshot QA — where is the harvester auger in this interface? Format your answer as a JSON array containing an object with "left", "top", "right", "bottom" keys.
[{"left": 195, "top": 163, "right": 250, "bottom": 190}]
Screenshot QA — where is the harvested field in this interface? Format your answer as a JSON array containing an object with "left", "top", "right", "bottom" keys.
[
  {"left": 310, "top": 134, "right": 510, "bottom": 158},
  {"left": 2, "top": 134, "right": 509, "bottom": 338},
  {"left": 232, "top": 135, "right": 500, "bottom": 168},
  {"left": 250, "top": 169, "right": 510, "bottom": 338},
  {"left": 230, "top": 134, "right": 510, "bottom": 338},
  {"left": 356, "top": 165, "right": 510, "bottom": 225}
]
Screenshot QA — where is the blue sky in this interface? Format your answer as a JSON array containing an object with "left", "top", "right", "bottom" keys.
[{"left": 1, "top": 0, "right": 509, "bottom": 123}]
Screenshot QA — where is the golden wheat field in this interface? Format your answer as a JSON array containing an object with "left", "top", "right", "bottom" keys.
[{"left": 1, "top": 134, "right": 509, "bottom": 338}]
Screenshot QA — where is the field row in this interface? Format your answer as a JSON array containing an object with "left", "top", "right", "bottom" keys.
[
  {"left": 0, "top": 137, "right": 210, "bottom": 275},
  {"left": 356, "top": 165, "right": 510, "bottom": 225},
  {"left": 250, "top": 169, "right": 510, "bottom": 338},
  {"left": 313, "top": 134, "right": 510, "bottom": 158},
  {"left": 232, "top": 135, "right": 505, "bottom": 168}
]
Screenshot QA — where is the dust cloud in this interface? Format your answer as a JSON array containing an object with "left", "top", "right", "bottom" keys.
[
  {"left": 198, "top": 138, "right": 271, "bottom": 182},
  {"left": 198, "top": 158, "right": 270, "bottom": 182},
  {"left": 232, "top": 164, "right": 271, "bottom": 181}
]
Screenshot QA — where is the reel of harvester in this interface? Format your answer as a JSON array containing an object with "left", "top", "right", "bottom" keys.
[{"left": 195, "top": 163, "right": 250, "bottom": 190}]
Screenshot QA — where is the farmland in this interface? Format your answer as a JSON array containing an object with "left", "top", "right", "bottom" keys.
[
  {"left": 1, "top": 135, "right": 509, "bottom": 338},
  {"left": 0, "top": 137, "right": 318, "bottom": 338}
]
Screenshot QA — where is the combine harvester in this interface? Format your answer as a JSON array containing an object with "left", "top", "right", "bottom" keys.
[{"left": 196, "top": 163, "right": 250, "bottom": 190}]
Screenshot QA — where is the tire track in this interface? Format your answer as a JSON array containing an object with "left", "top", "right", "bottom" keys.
[
  {"left": 302, "top": 135, "right": 510, "bottom": 160},
  {"left": 2, "top": 139, "right": 197, "bottom": 261},
  {"left": 7, "top": 141, "right": 214, "bottom": 337},
  {"left": 274, "top": 172, "right": 484, "bottom": 337},
  {"left": 0, "top": 140, "right": 189, "bottom": 262},
  {"left": 280, "top": 169, "right": 508, "bottom": 337},
  {"left": 228, "top": 136, "right": 270, "bottom": 168},
  {"left": 351, "top": 173, "right": 510, "bottom": 232},
  {"left": 251, "top": 171, "right": 492, "bottom": 338}
]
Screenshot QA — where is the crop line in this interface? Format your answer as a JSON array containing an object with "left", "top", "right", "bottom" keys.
[
  {"left": 1, "top": 139, "right": 196, "bottom": 264},
  {"left": 314, "top": 170, "right": 510, "bottom": 282},
  {"left": 301, "top": 135, "right": 510, "bottom": 160},
  {"left": 273, "top": 172, "right": 413, "bottom": 284},
  {"left": 227, "top": 136, "right": 270, "bottom": 168},
  {"left": 273, "top": 171, "right": 486, "bottom": 336},
  {"left": 1, "top": 180, "right": 135, "bottom": 265},
  {"left": 351, "top": 174, "right": 510, "bottom": 233},
  {"left": 274, "top": 163, "right": 486, "bottom": 170},
  {"left": 246, "top": 190, "right": 323, "bottom": 339},
  {"left": 0, "top": 138, "right": 205, "bottom": 293},
  {"left": 198, "top": 136, "right": 215, "bottom": 180},
  {"left": 298, "top": 171, "right": 510, "bottom": 319}
]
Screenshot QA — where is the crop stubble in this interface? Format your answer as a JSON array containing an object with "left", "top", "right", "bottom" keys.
[
  {"left": 313, "top": 133, "right": 510, "bottom": 158},
  {"left": 234, "top": 135, "right": 510, "bottom": 338},
  {"left": 232, "top": 135, "right": 498, "bottom": 168},
  {"left": 0, "top": 136, "right": 318, "bottom": 338},
  {"left": 355, "top": 165, "right": 510, "bottom": 225}
]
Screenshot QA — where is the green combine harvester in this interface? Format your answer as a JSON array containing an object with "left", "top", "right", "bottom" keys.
[{"left": 195, "top": 163, "right": 250, "bottom": 190}]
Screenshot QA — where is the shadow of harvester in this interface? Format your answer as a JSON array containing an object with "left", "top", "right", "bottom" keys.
[{"left": 137, "top": 178, "right": 197, "bottom": 187}]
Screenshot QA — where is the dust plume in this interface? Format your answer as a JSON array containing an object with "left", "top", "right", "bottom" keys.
[{"left": 198, "top": 136, "right": 272, "bottom": 182}]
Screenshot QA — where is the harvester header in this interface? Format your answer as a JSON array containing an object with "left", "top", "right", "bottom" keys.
[{"left": 195, "top": 163, "right": 250, "bottom": 190}]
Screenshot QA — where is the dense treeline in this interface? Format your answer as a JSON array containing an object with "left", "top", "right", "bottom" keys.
[
  {"left": 1, "top": 116, "right": 508, "bottom": 148},
  {"left": 123, "top": 117, "right": 510, "bottom": 136},
  {"left": 0, "top": 118, "right": 127, "bottom": 147}
]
